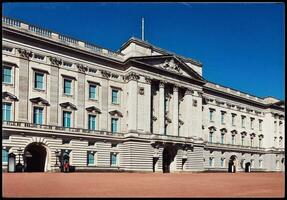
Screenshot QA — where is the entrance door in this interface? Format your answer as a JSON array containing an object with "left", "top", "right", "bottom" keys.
[
  {"left": 228, "top": 155, "right": 237, "bottom": 173},
  {"left": 24, "top": 143, "right": 47, "bottom": 172},
  {"left": 162, "top": 147, "right": 176, "bottom": 173},
  {"left": 245, "top": 162, "right": 251, "bottom": 172}
]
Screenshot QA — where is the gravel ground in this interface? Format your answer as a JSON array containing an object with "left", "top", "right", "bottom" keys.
[{"left": 2, "top": 172, "right": 285, "bottom": 198}]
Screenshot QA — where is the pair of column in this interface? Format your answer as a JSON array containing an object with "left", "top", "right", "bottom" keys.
[{"left": 158, "top": 81, "right": 179, "bottom": 136}]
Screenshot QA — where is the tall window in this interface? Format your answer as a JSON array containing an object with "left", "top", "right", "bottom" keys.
[
  {"left": 89, "top": 84, "right": 97, "bottom": 99},
  {"left": 88, "top": 115, "right": 96, "bottom": 130},
  {"left": 279, "top": 121, "right": 282, "bottom": 133},
  {"left": 112, "top": 89, "right": 119, "bottom": 104},
  {"left": 111, "top": 118, "right": 118, "bottom": 133},
  {"left": 250, "top": 118, "right": 254, "bottom": 129},
  {"left": 2, "top": 103, "right": 12, "bottom": 121},
  {"left": 241, "top": 136, "right": 245, "bottom": 146},
  {"left": 259, "top": 120, "right": 263, "bottom": 131},
  {"left": 2, "top": 149, "right": 8, "bottom": 163},
  {"left": 209, "top": 132, "right": 213, "bottom": 143},
  {"left": 35, "top": 72, "right": 44, "bottom": 90},
  {"left": 209, "top": 157, "right": 213, "bottom": 167},
  {"left": 64, "top": 79, "right": 72, "bottom": 95},
  {"left": 221, "top": 111, "right": 225, "bottom": 124},
  {"left": 3, "top": 66, "right": 12, "bottom": 83},
  {"left": 274, "top": 121, "right": 277, "bottom": 132},
  {"left": 221, "top": 158, "right": 225, "bottom": 167},
  {"left": 231, "top": 135, "right": 235, "bottom": 145},
  {"left": 241, "top": 116, "right": 245, "bottom": 128},
  {"left": 33, "top": 107, "right": 43, "bottom": 124},
  {"left": 259, "top": 160, "right": 263, "bottom": 168},
  {"left": 250, "top": 137, "right": 254, "bottom": 147},
  {"left": 63, "top": 111, "right": 71, "bottom": 128},
  {"left": 111, "top": 153, "right": 117, "bottom": 166},
  {"left": 209, "top": 109, "right": 214, "bottom": 122},
  {"left": 164, "top": 98, "right": 169, "bottom": 112},
  {"left": 87, "top": 152, "right": 94, "bottom": 165},
  {"left": 221, "top": 133, "right": 225, "bottom": 144},
  {"left": 231, "top": 114, "right": 236, "bottom": 126},
  {"left": 259, "top": 137, "right": 262, "bottom": 148}
]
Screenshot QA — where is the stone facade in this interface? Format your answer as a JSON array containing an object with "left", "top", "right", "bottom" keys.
[{"left": 2, "top": 16, "right": 285, "bottom": 173}]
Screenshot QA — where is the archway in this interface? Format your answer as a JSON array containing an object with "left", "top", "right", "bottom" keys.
[
  {"left": 245, "top": 162, "right": 251, "bottom": 172},
  {"left": 228, "top": 155, "right": 237, "bottom": 173},
  {"left": 24, "top": 143, "right": 47, "bottom": 172},
  {"left": 162, "top": 145, "right": 177, "bottom": 173}
]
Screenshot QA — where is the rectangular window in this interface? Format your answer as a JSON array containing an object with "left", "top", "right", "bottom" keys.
[
  {"left": 209, "top": 132, "right": 213, "bottom": 143},
  {"left": 64, "top": 79, "right": 72, "bottom": 95},
  {"left": 2, "top": 149, "right": 8, "bottom": 163},
  {"left": 2, "top": 103, "right": 12, "bottom": 121},
  {"left": 209, "top": 109, "right": 214, "bottom": 122},
  {"left": 259, "top": 120, "right": 263, "bottom": 131},
  {"left": 241, "top": 137, "right": 244, "bottom": 146},
  {"left": 112, "top": 89, "right": 118, "bottom": 104},
  {"left": 209, "top": 157, "right": 213, "bottom": 167},
  {"left": 33, "top": 107, "right": 43, "bottom": 124},
  {"left": 259, "top": 138, "right": 262, "bottom": 148},
  {"left": 250, "top": 118, "right": 254, "bottom": 129},
  {"left": 35, "top": 72, "right": 44, "bottom": 90},
  {"left": 88, "top": 115, "right": 96, "bottom": 130},
  {"left": 3, "top": 66, "right": 12, "bottom": 83},
  {"left": 232, "top": 114, "right": 236, "bottom": 126},
  {"left": 221, "top": 159, "right": 225, "bottom": 167},
  {"left": 274, "top": 121, "right": 277, "bottom": 132},
  {"left": 87, "top": 152, "right": 94, "bottom": 165},
  {"left": 63, "top": 111, "right": 71, "bottom": 128},
  {"left": 111, "top": 118, "right": 118, "bottom": 133},
  {"left": 89, "top": 84, "right": 97, "bottom": 99},
  {"left": 259, "top": 160, "right": 262, "bottom": 168},
  {"left": 221, "top": 134, "right": 224, "bottom": 144},
  {"left": 221, "top": 112, "right": 225, "bottom": 124},
  {"left": 241, "top": 116, "right": 245, "bottom": 128},
  {"left": 231, "top": 135, "right": 235, "bottom": 145},
  {"left": 111, "top": 153, "right": 117, "bottom": 166},
  {"left": 250, "top": 138, "right": 253, "bottom": 147}
]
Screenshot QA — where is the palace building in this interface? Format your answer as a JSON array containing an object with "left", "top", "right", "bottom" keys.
[{"left": 2, "top": 16, "right": 285, "bottom": 173}]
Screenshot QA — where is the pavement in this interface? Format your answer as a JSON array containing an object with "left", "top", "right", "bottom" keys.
[{"left": 2, "top": 172, "right": 285, "bottom": 197}]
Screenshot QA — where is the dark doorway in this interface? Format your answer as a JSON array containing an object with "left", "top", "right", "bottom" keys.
[
  {"left": 153, "top": 157, "right": 158, "bottom": 172},
  {"left": 162, "top": 146, "right": 177, "bottom": 173},
  {"left": 245, "top": 162, "right": 251, "bottom": 172},
  {"left": 228, "top": 155, "right": 237, "bottom": 173},
  {"left": 24, "top": 143, "right": 47, "bottom": 172}
]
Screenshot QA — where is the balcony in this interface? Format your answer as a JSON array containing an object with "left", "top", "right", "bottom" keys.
[
  {"left": 206, "top": 141, "right": 265, "bottom": 152},
  {"left": 2, "top": 121, "right": 125, "bottom": 138}
]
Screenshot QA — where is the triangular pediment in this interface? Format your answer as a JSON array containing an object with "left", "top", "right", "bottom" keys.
[{"left": 129, "top": 55, "right": 204, "bottom": 82}]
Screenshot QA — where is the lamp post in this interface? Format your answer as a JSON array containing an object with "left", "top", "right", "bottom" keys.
[{"left": 16, "top": 147, "right": 23, "bottom": 164}]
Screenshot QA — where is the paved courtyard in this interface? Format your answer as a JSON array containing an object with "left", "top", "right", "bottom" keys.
[{"left": 2, "top": 172, "right": 284, "bottom": 198}]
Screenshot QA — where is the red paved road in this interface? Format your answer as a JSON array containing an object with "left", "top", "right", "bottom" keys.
[{"left": 2, "top": 172, "right": 285, "bottom": 197}]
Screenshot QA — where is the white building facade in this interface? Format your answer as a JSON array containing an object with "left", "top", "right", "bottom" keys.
[{"left": 2, "top": 16, "right": 285, "bottom": 173}]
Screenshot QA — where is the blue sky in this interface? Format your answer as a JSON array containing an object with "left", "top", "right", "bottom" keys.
[{"left": 3, "top": 2, "right": 285, "bottom": 100}]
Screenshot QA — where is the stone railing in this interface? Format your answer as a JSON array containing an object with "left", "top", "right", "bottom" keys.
[
  {"left": 206, "top": 142, "right": 265, "bottom": 151},
  {"left": 2, "top": 16, "right": 124, "bottom": 59},
  {"left": 2, "top": 121, "right": 125, "bottom": 138}
]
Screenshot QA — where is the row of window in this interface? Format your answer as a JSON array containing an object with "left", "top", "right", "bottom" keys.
[
  {"left": 209, "top": 132, "right": 263, "bottom": 147},
  {"left": 208, "top": 157, "right": 262, "bottom": 168},
  {"left": 209, "top": 109, "right": 263, "bottom": 130},
  {"left": 3, "top": 66, "right": 120, "bottom": 104},
  {"left": 274, "top": 121, "right": 283, "bottom": 132},
  {"left": 2, "top": 103, "right": 119, "bottom": 133}
]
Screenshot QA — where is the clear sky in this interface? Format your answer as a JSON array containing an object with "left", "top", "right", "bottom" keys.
[{"left": 3, "top": 2, "right": 285, "bottom": 100}]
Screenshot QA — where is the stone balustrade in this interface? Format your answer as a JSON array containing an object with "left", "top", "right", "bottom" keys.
[{"left": 2, "top": 16, "right": 124, "bottom": 59}]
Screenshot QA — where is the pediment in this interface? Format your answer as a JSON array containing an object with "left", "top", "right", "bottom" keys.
[
  {"left": 2, "top": 91, "right": 19, "bottom": 101},
  {"left": 109, "top": 110, "right": 123, "bottom": 117},
  {"left": 60, "top": 102, "right": 77, "bottom": 110},
  {"left": 130, "top": 55, "right": 204, "bottom": 81},
  {"left": 30, "top": 97, "right": 50, "bottom": 106},
  {"left": 86, "top": 106, "right": 101, "bottom": 113}
]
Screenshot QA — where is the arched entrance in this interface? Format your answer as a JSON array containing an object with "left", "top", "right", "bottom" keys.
[
  {"left": 162, "top": 145, "right": 177, "bottom": 173},
  {"left": 228, "top": 155, "right": 237, "bottom": 173},
  {"left": 245, "top": 162, "right": 251, "bottom": 172},
  {"left": 24, "top": 143, "right": 47, "bottom": 172}
]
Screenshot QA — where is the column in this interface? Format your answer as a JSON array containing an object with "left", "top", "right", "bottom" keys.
[
  {"left": 184, "top": 89, "right": 193, "bottom": 137},
  {"left": 159, "top": 81, "right": 165, "bottom": 135},
  {"left": 173, "top": 85, "right": 179, "bottom": 136},
  {"left": 127, "top": 78, "right": 138, "bottom": 132}
]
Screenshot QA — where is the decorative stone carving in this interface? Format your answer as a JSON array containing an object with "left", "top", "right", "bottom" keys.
[
  {"left": 17, "top": 48, "right": 33, "bottom": 59},
  {"left": 49, "top": 57, "right": 62, "bottom": 66},
  {"left": 30, "top": 97, "right": 50, "bottom": 106},
  {"left": 185, "top": 89, "right": 194, "bottom": 95},
  {"left": 193, "top": 99, "right": 197, "bottom": 107},
  {"left": 111, "top": 73, "right": 119, "bottom": 79},
  {"left": 76, "top": 63, "right": 88, "bottom": 73},
  {"left": 152, "top": 116, "right": 157, "bottom": 121},
  {"left": 159, "top": 80, "right": 166, "bottom": 88},
  {"left": 138, "top": 87, "right": 145, "bottom": 95},
  {"left": 173, "top": 85, "right": 179, "bottom": 92},
  {"left": 145, "top": 76, "right": 152, "bottom": 84},
  {"left": 160, "top": 58, "right": 181, "bottom": 74},
  {"left": 124, "top": 72, "right": 140, "bottom": 81},
  {"left": 2, "top": 92, "right": 19, "bottom": 101},
  {"left": 101, "top": 70, "right": 111, "bottom": 79}
]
